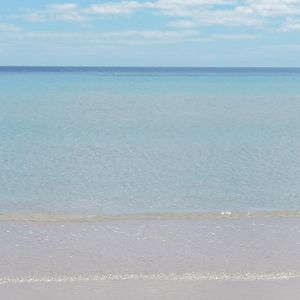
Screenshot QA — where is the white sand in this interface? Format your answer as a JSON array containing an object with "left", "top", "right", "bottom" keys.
[
  {"left": 1, "top": 216, "right": 300, "bottom": 299},
  {"left": 1, "top": 279, "right": 300, "bottom": 300}
]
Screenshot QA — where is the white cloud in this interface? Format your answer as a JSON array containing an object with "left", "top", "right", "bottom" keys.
[
  {"left": 24, "top": 3, "right": 86, "bottom": 23},
  {"left": 210, "top": 33, "right": 260, "bottom": 40},
  {"left": 157, "top": 0, "right": 300, "bottom": 28},
  {"left": 85, "top": 1, "right": 143, "bottom": 15},
  {"left": 168, "top": 20, "right": 197, "bottom": 28},
  {"left": 19, "top": 0, "right": 300, "bottom": 32},
  {"left": 0, "top": 27, "right": 260, "bottom": 48},
  {"left": 0, "top": 29, "right": 200, "bottom": 46},
  {"left": 0, "top": 23, "right": 22, "bottom": 32},
  {"left": 280, "top": 19, "right": 300, "bottom": 31},
  {"left": 244, "top": 0, "right": 300, "bottom": 16},
  {"left": 22, "top": 1, "right": 262, "bottom": 27},
  {"left": 48, "top": 3, "right": 79, "bottom": 11},
  {"left": 83, "top": 0, "right": 232, "bottom": 16}
]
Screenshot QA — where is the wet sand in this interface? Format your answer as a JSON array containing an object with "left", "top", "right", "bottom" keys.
[
  {"left": 1, "top": 215, "right": 300, "bottom": 299},
  {"left": 2, "top": 279, "right": 300, "bottom": 300}
]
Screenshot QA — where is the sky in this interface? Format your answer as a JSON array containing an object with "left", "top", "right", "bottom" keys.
[{"left": 0, "top": 0, "right": 300, "bottom": 66}]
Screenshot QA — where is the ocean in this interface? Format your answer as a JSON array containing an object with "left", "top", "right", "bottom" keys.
[{"left": 1, "top": 67, "right": 300, "bottom": 217}]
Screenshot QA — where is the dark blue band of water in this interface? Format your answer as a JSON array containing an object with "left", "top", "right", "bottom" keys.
[{"left": 1, "top": 66, "right": 300, "bottom": 75}]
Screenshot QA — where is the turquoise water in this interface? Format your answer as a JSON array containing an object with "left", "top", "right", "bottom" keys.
[{"left": 0, "top": 67, "right": 300, "bottom": 215}]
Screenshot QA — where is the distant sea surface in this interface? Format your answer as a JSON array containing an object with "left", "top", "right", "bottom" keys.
[{"left": 0, "top": 67, "right": 300, "bottom": 217}]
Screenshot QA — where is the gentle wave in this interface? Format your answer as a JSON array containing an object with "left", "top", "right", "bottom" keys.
[
  {"left": 0, "top": 210, "right": 300, "bottom": 222},
  {"left": 1, "top": 272, "right": 300, "bottom": 285}
]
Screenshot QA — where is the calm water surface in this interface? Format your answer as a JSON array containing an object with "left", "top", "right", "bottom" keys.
[{"left": 0, "top": 67, "right": 300, "bottom": 215}]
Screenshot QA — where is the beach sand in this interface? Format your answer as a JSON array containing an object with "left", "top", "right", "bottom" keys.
[
  {"left": 1, "top": 215, "right": 300, "bottom": 299},
  {"left": 2, "top": 279, "right": 300, "bottom": 300}
]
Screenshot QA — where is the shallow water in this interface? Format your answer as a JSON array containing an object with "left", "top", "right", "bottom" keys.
[
  {"left": 1, "top": 216, "right": 300, "bottom": 277},
  {"left": 1, "top": 67, "right": 300, "bottom": 215}
]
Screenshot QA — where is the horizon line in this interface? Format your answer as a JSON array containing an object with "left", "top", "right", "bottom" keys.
[{"left": 1, "top": 66, "right": 300, "bottom": 69}]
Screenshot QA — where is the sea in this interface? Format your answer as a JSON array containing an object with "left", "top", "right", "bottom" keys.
[{"left": 0, "top": 67, "right": 300, "bottom": 217}]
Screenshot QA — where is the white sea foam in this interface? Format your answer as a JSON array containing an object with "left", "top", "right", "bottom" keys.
[{"left": 1, "top": 272, "right": 300, "bottom": 285}]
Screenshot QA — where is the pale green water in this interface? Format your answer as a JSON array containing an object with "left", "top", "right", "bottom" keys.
[{"left": 0, "top": 67, "right": 300, "bottom": 216}]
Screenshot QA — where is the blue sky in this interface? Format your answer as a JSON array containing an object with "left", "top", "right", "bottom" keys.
[{"left": 1, "top": 0, "right": 300, "bottom": 66}]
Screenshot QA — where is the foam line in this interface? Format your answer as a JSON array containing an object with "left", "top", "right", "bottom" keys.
[{"left": 1, "top": 272, "right": 300, "bottom": 285}]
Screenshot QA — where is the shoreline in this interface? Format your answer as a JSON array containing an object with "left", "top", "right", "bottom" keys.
[
  {"left": 2, "top": 271, "right": 300, "bottom": 286},
  {"left": 1, "top": 216, "right": 300, "bottom": 274},
  {"left": 0, "top": 209, "right": 300, "bottom": 222}
]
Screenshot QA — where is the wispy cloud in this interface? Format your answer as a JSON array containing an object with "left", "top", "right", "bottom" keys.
[
  {"left": 2, "top": 1, "right": 300, "bottom": 66},
  {"left": 0, "top": 27, "right": 260, "bottom": 50},
  {"left": 244, "top": 0, "right": 300, "bottom": 17},
  {"left": 85, "top": 1, "right": 143, "bottom": 15},
  {"left": 0, "top": 23, "right": 22, "bottom": 32},
  {"left": 210, "top": 33, "right": 260, "bottom": 41},
  {"left": 0, "top": 29, "right": 201, "bottom": 46},
  {"left": 81, "top": 0, "right": 300, "bottom": 26},
  {"left": 24, "top": 3, "right": 86, "bottom": 23},
  {"left": 20, "top": 0, "right": 300, "bottom": 30},
  {"left": 280, "top": 18, "right": 300, "bottom": 31},
  {"left": 168, "top": 20, "right": 197, "bottom": 29}
]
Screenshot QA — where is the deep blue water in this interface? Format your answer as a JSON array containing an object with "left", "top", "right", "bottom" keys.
[{"left": 0, "top": 67, "right": 300, "bottom": 215}]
